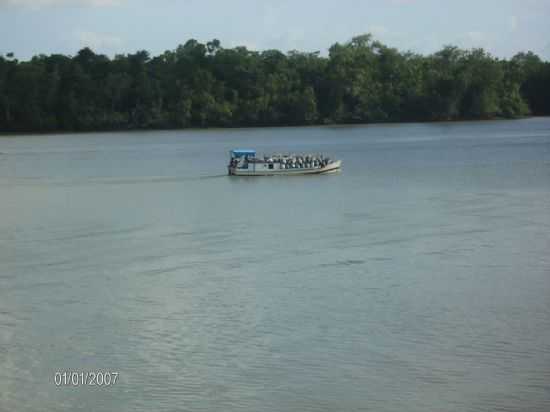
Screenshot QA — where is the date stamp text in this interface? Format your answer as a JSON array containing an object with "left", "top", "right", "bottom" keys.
[{"left": 54, "top": 371, "right": 119, "bottom": 387}]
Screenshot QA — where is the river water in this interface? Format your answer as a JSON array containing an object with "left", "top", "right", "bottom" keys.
[{"left": 1, "top": 118, "right": 549, "bottom": 411}]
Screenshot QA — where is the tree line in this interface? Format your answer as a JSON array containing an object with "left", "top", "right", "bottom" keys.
[{"left": 1, "top": 34, "right": 549, "bottom": 132}]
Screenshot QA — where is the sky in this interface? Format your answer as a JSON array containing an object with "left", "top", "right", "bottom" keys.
[{"left": 1, "top": 0, "right": 549, "bottom": 60}]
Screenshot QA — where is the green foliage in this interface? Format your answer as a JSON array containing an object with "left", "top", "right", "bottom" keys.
[{"left": 0, "top": 36, "right": 547, "bottom": 132}]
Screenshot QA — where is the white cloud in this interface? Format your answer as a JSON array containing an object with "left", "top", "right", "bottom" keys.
[{"left": 76, "top": 30, "right": 124, "bottom": 51}]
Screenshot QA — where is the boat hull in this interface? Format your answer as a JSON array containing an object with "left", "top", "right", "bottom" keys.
[{"left": 229, "top": 160, "right": 341, "bottom": 176}]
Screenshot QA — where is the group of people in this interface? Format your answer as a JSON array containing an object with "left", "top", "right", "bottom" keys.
[
  {"left": 230, "top": 154, "right": 332, "bottom": 170},
  {"left": 260, "top": 154, "right": 331, "bottom": 169}
]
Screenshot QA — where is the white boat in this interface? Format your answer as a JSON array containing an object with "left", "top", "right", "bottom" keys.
[{"left": 228, "top": 149, "right": 342, "bottom": 176}]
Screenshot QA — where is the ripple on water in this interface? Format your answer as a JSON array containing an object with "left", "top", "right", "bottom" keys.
[{"left": 2, "top": 121, "right": 550, "bottom": 412}]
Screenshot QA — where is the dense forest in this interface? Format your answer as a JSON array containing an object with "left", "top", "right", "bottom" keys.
[{"left": 1, "top": 34, "right": 549, "bottom": 132}]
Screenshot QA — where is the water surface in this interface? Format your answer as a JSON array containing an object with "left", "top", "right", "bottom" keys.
[{"left": 1, "top": 119, "right": 550, "bottom": 411}]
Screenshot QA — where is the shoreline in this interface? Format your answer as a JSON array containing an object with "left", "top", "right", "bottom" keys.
[{"left": 0, "top": 116, "right": 547, "bottom": 138}]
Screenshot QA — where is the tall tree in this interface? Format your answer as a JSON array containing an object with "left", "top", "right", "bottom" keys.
[{"left": 0, "top": 35, "right": 544, "bottom": 133}]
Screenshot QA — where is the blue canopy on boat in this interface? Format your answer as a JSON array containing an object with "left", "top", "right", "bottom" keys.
[{"left": 231, "top": 149, "right": 256, "bottom": 157}]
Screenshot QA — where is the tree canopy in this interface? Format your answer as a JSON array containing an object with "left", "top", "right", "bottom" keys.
[{"left": 1, "top": 35, "right": 549, "bottom": 132}]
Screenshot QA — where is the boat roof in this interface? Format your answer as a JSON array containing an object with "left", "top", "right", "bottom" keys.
[{"left": 231, "top": 149, "right": 256, "bottom": 157}]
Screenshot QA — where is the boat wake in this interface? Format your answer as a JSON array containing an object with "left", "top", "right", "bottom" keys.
[{"left": 1, "top": 174, "right": 228, "bottom": 187}]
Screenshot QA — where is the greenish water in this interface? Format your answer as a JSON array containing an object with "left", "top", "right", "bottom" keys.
[{"left": 1, "top": 118, "right": 549, "bottom": 412}]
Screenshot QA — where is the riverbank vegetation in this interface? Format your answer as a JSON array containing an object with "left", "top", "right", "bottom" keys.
[{"left": 1, "top": 34, "right": 549, "bottom": 132}]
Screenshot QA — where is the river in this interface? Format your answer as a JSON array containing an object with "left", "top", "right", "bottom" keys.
[{"left": 1, "top": 118, "right": 549, "bottom": 411}]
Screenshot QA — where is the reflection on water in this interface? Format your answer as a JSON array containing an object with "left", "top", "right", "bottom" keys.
[{"left": 1, "top": 118, "right": 550, "bottom": 412}]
